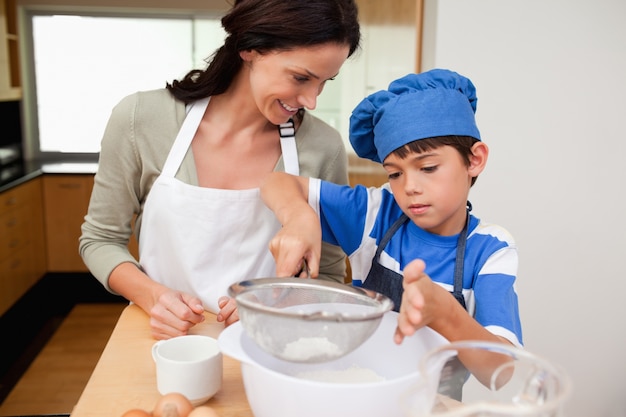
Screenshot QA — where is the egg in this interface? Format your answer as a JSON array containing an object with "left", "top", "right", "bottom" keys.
[
  {"left": 188, "top": 406, "right": 220, "bottom": 417},
  {"left": 121, "top": 409, "right": 152, "bottom": 417},
  {"left": 153, "top": 392, "right": 194, "bottom": 417}
]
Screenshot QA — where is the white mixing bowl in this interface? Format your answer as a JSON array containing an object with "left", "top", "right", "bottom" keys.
[{"left": 218, "top": 310, "right": 449, "bottom": 417}]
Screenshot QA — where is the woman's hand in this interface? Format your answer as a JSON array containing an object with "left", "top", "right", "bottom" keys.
[
  {"left": 216, "top": 296, "right": 239, "bottom": 326},
  {"left": 148, "top": 290, "right": 206, "bottom": 340},
  {"left": 108, "top": 262, "right": 206, "bottom": 340}
]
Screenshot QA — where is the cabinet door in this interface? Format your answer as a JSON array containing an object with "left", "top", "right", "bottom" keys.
[
  {"left": 347, "top": 154, "right": 389, "bottom": 187},
  {"left": 0, "top": 178, "right": 46, "bottom": 315},
  {"left": 42, "top": 175, "right": 94, "bottom": 272},
  {"left": 42, "top": 174, "right": 139, "bottom": 272}
]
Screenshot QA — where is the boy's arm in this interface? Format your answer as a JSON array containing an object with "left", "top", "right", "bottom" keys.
[
  {"left": 260, "top": 172, "right": 322, "bottom": 277},
  {"left": 396, "top": 259, "right": 514, "bottom": 389}
]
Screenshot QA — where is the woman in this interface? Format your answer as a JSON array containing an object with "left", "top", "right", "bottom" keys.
[{"left": 79, "top": 0, "right": 361, "bottom": 339}]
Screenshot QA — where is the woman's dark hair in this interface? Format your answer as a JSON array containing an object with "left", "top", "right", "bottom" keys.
[
  {"left": 393, "top": 136, "right": 482, "bottom": 185},
  {"left": 166, "top": 0, "right": 361, "bottom": 107}
]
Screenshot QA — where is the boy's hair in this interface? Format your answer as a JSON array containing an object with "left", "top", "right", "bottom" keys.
[{"left": 392, "top": 135, "right": 481, "bottom": 186}]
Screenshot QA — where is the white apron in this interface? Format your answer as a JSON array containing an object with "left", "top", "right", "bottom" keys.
[{"left": 139, "top": 98, "right": 299, "bottom": 313}]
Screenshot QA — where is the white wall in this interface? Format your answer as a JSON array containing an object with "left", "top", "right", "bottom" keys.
[{"left": 422, "top": 1, "right": 626, "bottom": 416}]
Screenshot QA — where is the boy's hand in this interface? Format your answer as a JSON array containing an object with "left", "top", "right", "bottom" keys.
[
  {"left": 268, "top": 212, "right": 321, "bottom": 278},
  {"left": 260, "top": 172, "right": 321, "bottom": 278},
  {"left": 394, "top": 259, "right": 430, "bottom": 344}
]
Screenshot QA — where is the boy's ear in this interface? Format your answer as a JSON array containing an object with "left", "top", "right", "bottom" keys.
[{"left": 468, "top": 142, "right": 489, "bottom": 177}]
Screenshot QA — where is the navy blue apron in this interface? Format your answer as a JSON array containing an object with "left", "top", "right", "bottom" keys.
[{"left": 361, "top": 202, "right": 472, "bottom": 400}]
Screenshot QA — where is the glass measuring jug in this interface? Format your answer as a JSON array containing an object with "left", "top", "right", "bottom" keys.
[{"left": 402, "top": 341, "right": 571, "bottom": 417}]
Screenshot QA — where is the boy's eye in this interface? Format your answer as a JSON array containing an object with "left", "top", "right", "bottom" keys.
[
  {"left": 422, "top": 165, "right": 438, "bottom": 173},
  {"left": 294, "top": 75, "right": 309, "bottom": 83},
  {"left": 388, "top": 172, "right": 401, "bottom": 180}
]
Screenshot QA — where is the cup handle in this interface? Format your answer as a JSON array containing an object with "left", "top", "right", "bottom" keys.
[{"left": 152, "top": 341, "right": 162, "bottom": 363}]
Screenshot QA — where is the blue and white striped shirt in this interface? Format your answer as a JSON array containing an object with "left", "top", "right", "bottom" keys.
[{"left": 309, "top": 178, "right": 523, "bottom": 347}]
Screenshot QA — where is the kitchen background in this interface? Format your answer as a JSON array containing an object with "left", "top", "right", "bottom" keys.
[{"left": 1, "top": 0, "right": 625, "bottom": 416}]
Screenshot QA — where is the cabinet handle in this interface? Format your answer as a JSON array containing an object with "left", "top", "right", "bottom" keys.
[{"left": 58, "top": 183, "right": 82, "bottom": 189}]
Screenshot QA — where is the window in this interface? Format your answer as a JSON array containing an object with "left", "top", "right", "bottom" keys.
[
  {"left": 22, "top": 12, "right": 225, "bottom": 158},
  {"left": 20, "top": 7, "right": 416, "bottom": 160}
]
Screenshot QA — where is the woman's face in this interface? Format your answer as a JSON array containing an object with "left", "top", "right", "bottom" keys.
[{"left": 241, "top": 43, "right": 350, "bottom": 125}]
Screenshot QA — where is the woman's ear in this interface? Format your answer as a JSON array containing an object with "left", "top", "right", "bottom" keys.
[
  {"left": 468, "top": 141, "right": 489, "bottom": 177},
  {"left": 239, "top": 49, "right": 256, "bottom": 62}
]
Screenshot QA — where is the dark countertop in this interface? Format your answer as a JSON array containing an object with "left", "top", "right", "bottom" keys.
[{"left": 0, "top": 160, "right": 98, "bottom": 193}]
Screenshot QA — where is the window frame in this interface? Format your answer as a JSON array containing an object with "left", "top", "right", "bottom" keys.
[{"left": 18, "top": 6, "right": 225, "bottom": 163}]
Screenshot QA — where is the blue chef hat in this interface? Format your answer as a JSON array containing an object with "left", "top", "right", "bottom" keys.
[{"left": 349, "top": 69, "right": 481, "bottom": 163}]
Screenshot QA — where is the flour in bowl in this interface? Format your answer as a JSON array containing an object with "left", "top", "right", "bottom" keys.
[
  {"left": 296, "top": 365, "right": 386, "bottom": 383},
  {"left": 282, "top": 336, "right": 341, "bottom": 361}
]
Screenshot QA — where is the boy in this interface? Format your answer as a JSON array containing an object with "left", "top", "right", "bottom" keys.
[{"left": 260, "top": 69, "right": 522, "bottom": 357}]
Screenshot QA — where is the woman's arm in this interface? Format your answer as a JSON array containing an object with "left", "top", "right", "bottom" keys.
[
  {"left": 79, "top": 91, "right": 205, "bottom": 339},
  {"left": 108, "top": 262, "right": 205, "bottom": 339}
]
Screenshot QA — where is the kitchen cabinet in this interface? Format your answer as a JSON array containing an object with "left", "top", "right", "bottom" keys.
[
  {"left": 0, "top": 177, "right": 46, "bottom": 315},
  {"left": 0, "top": 0, "right": 20, "bottom": 100},
  {"left": 348, "top": 154, "right": 388, "bottom": 188},
  {"left": 42, "top": 175, "right": 93, "bottom": 272},
  {"left": 42, "top": 174, "right": 139, "bottom": 272}
]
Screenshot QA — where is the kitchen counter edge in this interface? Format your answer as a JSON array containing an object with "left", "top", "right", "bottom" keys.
[{"left": 0, "top": 161, "right": 98, "bottom": 193}]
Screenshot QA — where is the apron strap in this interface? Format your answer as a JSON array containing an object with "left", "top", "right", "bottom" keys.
[
  {"left": 278, "top": 119, "right": 299, "bottom": 176},
  {"left": 451, "top": 201, "right": 472, "bottom": 310},
  {"left": 162, "top": 97, "right": 210, "bottom": 177},
  {"left": 374, "top": 214, "right": 410, "bottom": 260},
  {"left": 378, "top": 207, "right": 471, "bottom": 311}
]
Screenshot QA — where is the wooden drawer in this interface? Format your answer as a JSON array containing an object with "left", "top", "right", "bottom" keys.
[
  {"left": 0, "top": 206, "right": 29, "bottom": 261},
  {"left": 0, "top": 178, "right": 39, "bottom": 215},
  {"left": 0, "top": 178, "right": 45, "bottom": 315},
  {"left": 0, "top": 178, "right": 46, "bottom": 314},
  {"left": 0, "top": 244, "right": 40, "bottom": 315},
  {"left": 0, "top": 249, "right": 23, "bottom": 315},
  {"left": 0, "top": 179, "right": 43, "bottom": 261}
]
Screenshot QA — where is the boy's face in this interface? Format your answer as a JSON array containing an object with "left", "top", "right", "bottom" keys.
[{"left": 382, "top": 144, "right": 482, "bottom": 236}]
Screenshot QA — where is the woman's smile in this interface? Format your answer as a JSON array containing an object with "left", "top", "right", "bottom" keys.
[{"left": 278, "top": 99, "right": 299, "bottom": 114}]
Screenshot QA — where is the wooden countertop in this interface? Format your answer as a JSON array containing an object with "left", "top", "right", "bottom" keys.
[
  {"left": 70, "top": 304, "right": 462, "bottom": 417},
  {"left": 69, "top": 304, "right": 253, "bottom": 417}
]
